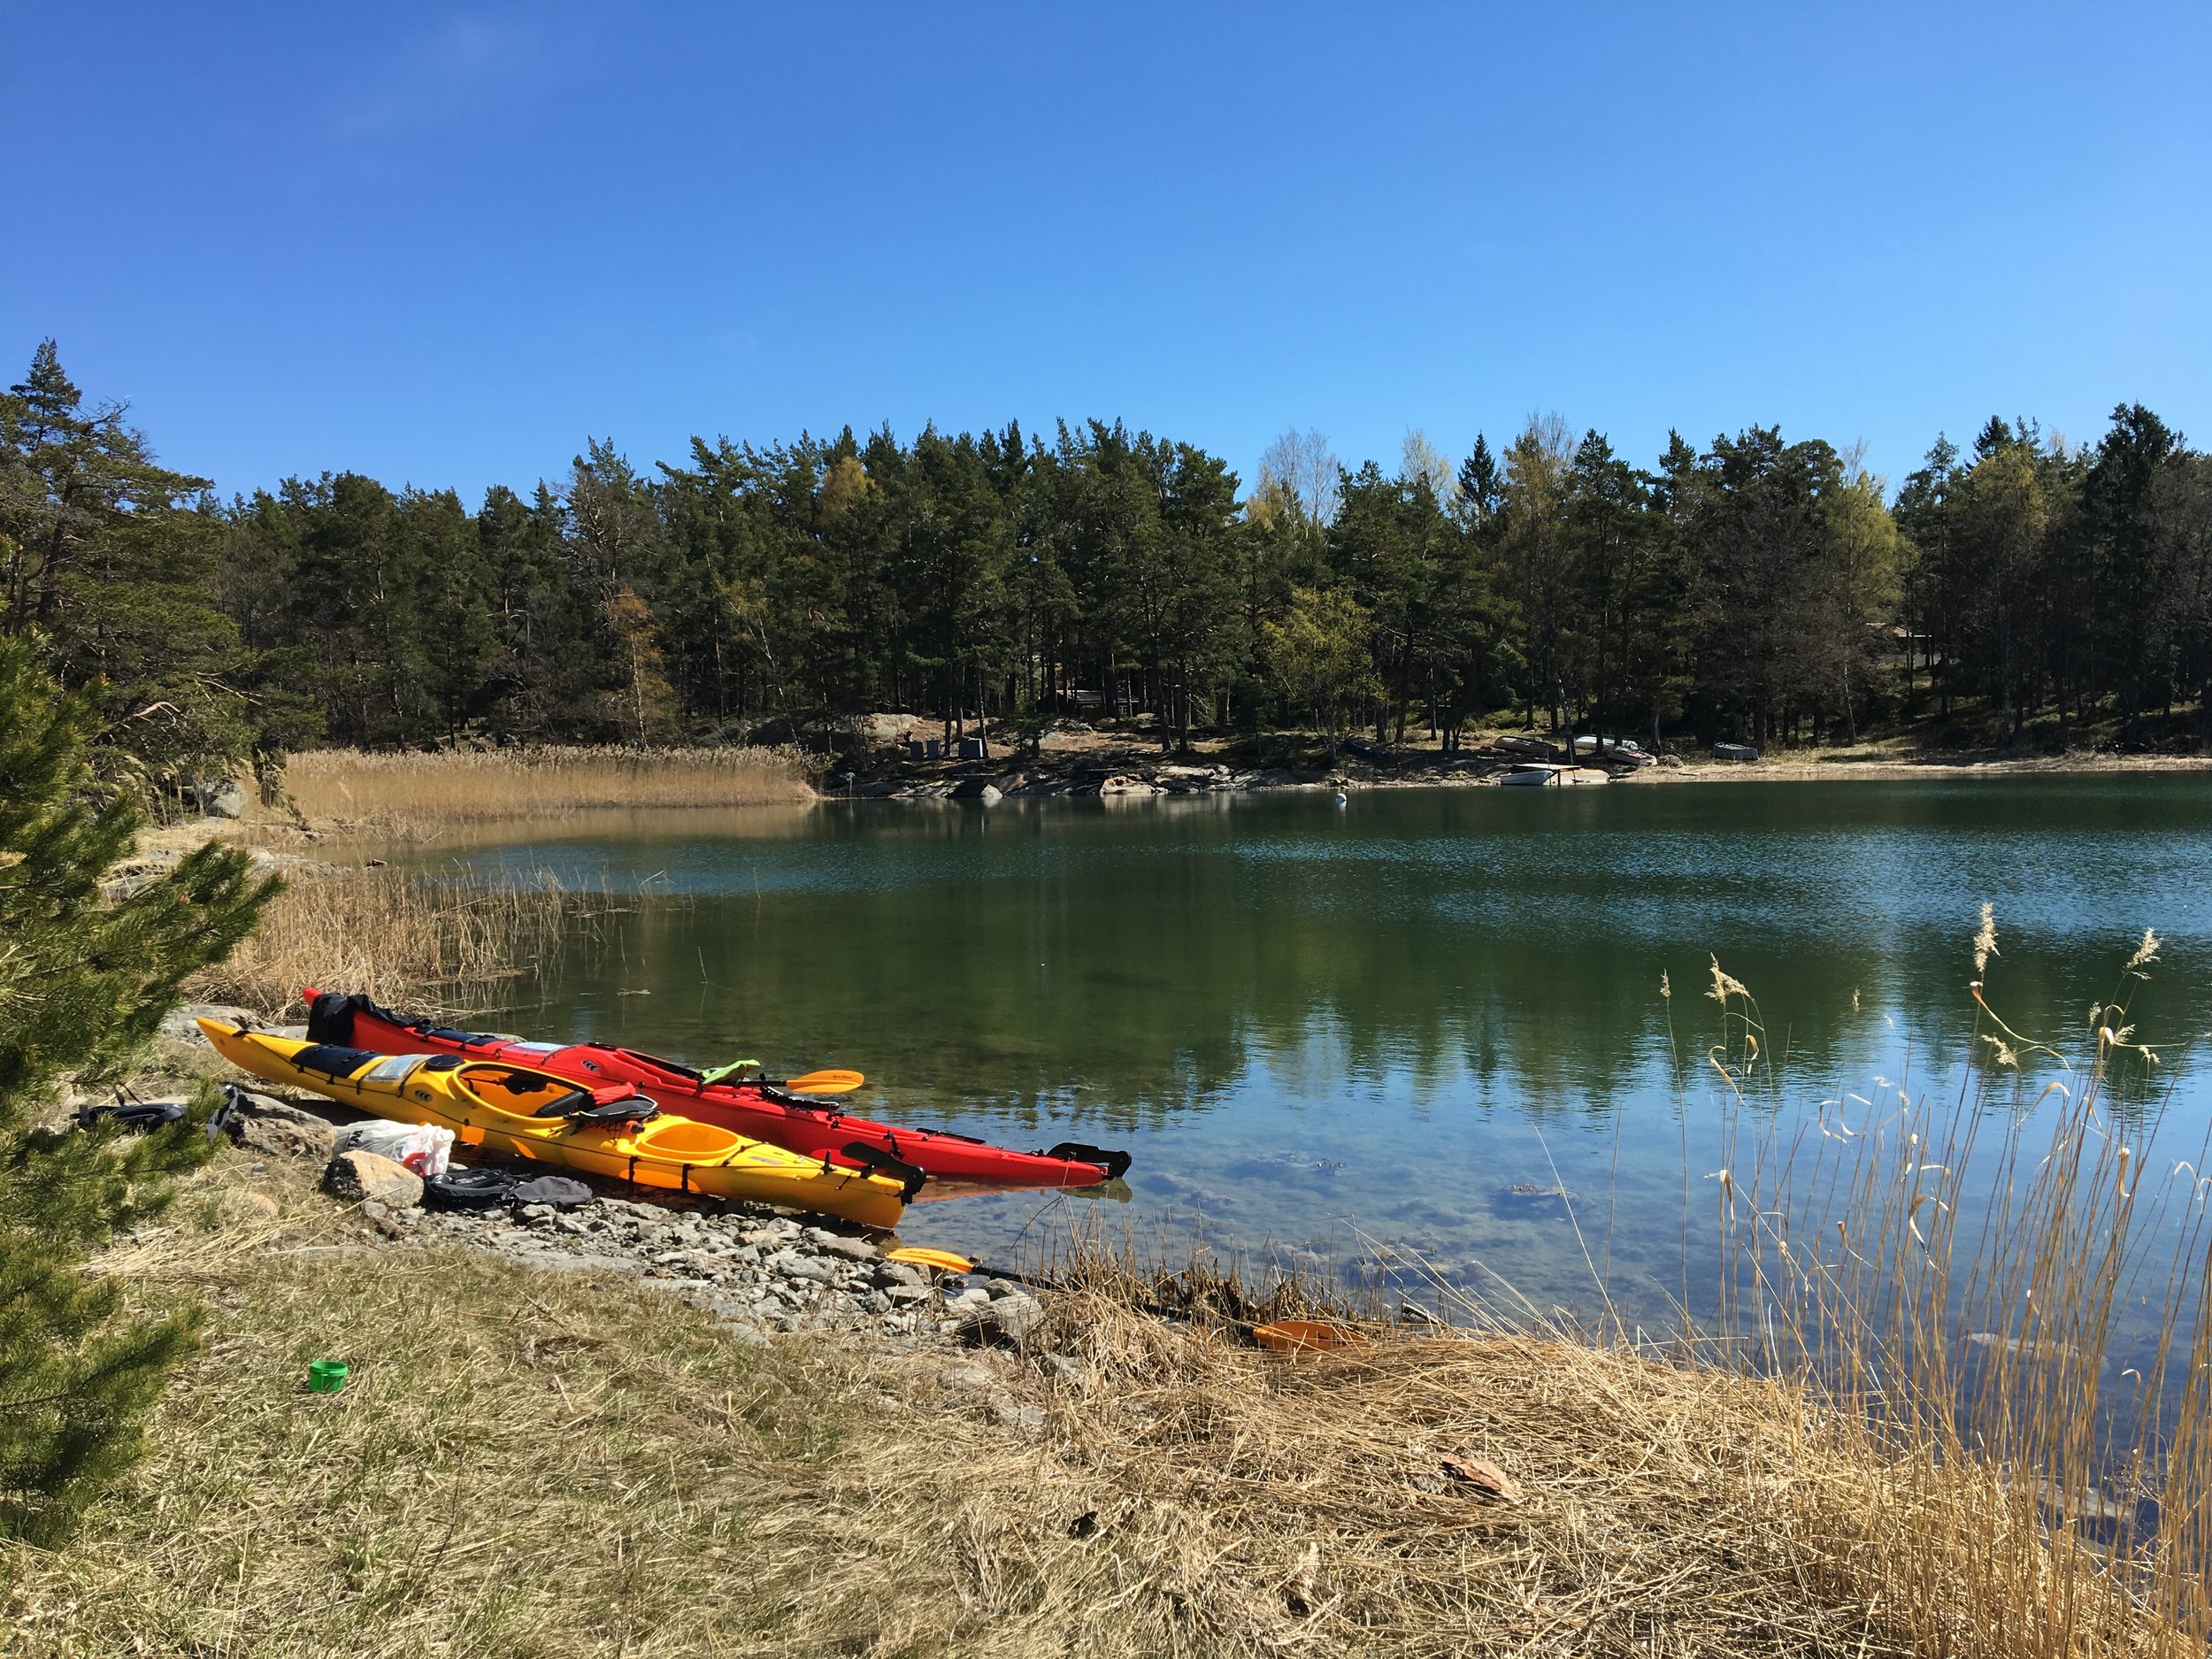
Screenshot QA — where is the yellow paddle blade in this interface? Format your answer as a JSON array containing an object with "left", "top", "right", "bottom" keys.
[
  {"left": 884, "top": 1245, "right": 978, "bottom": 1273},
  {"left": 786, "top": 1068, "right": 864, "bottom": 1095}
]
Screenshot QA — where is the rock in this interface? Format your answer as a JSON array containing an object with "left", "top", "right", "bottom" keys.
[
  {"left": 949, "top": 778, "right": 1003, "bottom": 803},
  {"left": 194, "top": 778, "right": 247, "bottom": 818},
  {"left": 768, "top": 1251, "right": 835, "bottom": 1285},
  {"left": 874, "top": 1261, "right": 927, "bottom": 1288},
  {"left": 811, "top": 1233, "right": 879, "bottom": 1263},
  {"left": 322, "top": 1149, "right": 424, "bottom": 1210},
  {"left": 233, "top": 1111, "right": 335, "bottom": 1162},
  {"left": 987, "top": 1396, "right": 1047, "bottom": 1431},
  {"left": 1037, "top": 1353, "right": 1087, "bottom": 1389},
  {"left": 936, "top": 1361, "right": 1000, "bottom": 1394},
  {"left": 957, "top": 1291, "right": 1046, "bottom": 1348},
  {"left": 160, "top": 1002, "right": 258, "bottom": 1044},
  {"left": 221, "top": 1091, "right": 336, "bottom": 1161}
]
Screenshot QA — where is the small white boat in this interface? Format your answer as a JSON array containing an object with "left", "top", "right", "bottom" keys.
[
  {"left": 1501, "top": 763, "right": 1563, "bottom": 787},
  {"left": 1499, "top": 763, "right": 1608, "bottom": 787}
]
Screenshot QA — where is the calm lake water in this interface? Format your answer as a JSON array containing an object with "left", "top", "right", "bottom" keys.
[{"left": 402, "top": 777, "right": 2212, "bottom": 1328}]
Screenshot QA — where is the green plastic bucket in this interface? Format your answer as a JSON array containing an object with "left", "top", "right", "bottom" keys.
[{"left": 306, "top": 1360, "right": 349, "bottom": 1394}]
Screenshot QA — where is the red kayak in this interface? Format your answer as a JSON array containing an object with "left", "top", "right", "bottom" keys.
[{"left": 301, "top": 988, "right": 1132, "bottom": 1188}]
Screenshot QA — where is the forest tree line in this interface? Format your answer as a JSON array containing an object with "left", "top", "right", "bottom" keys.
[{"left": 4, "top": 338, "right": 2211, "bottom": 800}]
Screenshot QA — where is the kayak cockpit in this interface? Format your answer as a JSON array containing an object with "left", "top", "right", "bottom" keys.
[
  {"left": 453, "top": 1065, "right": 603, "bottom": 1117},
  {"left": 454, "top": 1064, "right": 664, "bottom": 1128}
]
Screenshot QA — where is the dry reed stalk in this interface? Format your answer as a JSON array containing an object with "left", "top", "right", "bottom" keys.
[
  {"left": 185, "top": 864, "right": 578, "bottom": 1019},
  {"left": 279, "top": 743, "right": 813, "bottom": 831},
  {"left": 1684, "top": 919, "right": 2212, "bottom": 1656}
]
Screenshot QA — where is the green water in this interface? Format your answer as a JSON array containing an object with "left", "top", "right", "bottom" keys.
[{"left": 406, "top": 778, "right": 2212, "bottom": 1318}]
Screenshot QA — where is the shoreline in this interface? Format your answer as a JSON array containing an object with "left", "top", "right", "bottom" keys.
[
  {"left": 1618, "top": 751, "right": 2212, "bottom": 785},
  {"left": 840, "top": 745, "right": 2212, "bottom": 803},
  {"left": 27, "top": 1036, "right": 2199, "bottom": 1656},
  {"left": 175, "top": 739, "right": 2212, "bottom": 842}
]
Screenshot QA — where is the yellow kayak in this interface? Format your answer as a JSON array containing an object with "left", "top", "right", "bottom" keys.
[{"left": 199, "top": 1018, "right": 911, "bottom": 1229}]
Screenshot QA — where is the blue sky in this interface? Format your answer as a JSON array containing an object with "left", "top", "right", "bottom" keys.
[{"left": 4, "top": 3, "right": 2207, "bottom": 503}]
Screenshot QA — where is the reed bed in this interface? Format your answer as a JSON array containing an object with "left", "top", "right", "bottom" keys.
[
  {"left": 279, "top": 743, "right": 813, "bottom": 831},
  {"left": 186, "top": 864, "right": 580, "bottom": 1018}
]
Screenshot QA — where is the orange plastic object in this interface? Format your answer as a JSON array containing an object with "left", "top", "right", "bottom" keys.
[{"left": 1252, "top": 1319, "right": 1366, "bottom": 1356}]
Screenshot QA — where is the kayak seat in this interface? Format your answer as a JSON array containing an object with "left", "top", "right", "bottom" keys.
[{"left": 534, "top": 1087, "right": 659, "bottom": 1127}]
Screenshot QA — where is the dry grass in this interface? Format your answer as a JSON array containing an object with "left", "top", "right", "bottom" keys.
[
  {"left": 0, "top": 1158, "right": 887, "bottom": 1657},
  {"left": 279, "top": 744, "right": 814, "bottom": 833},
  {"left": 3, "top": 1120, "right": 2206, "bottom": 1655},
  {"left": 186, "top": 864, "right": 580, "bottom": 1020},
  {"left": 0, "top": 1156, "right": 1936, "bottom": 1658}
]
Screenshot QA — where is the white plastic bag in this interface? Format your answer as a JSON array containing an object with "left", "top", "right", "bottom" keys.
[{"left": 332, "top": 1119, "right": 454, "bottom": 1178}]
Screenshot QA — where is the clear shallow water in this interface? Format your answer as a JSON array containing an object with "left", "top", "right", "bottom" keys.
[{"left": 401, "top": 779, "right": 2212, "bottom": 1322}]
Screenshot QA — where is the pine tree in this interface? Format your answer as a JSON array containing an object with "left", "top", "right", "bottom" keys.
[
  {"left": 0, "top": 637, "right": 275, "bottom": 1542},
  {"left": 0, "top": 342, "right": 259, "bottom": 803}
]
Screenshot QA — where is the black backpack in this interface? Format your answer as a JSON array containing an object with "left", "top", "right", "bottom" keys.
[{"left": 422, "top": 1167, "right": 522, "bottom": 1211}]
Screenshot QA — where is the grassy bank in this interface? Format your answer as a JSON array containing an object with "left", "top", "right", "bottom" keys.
[
  {"left": 184, "top": 864, "right": 582, "bottom": 1020},
  {"left": 278, "top": 744, "right": 813, "bottom": 834},
  {"left": 5, "top": 1137, "right": 2205, "bottom": 1656}
]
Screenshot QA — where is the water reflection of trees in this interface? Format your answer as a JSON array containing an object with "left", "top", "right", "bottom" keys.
[{"left": 503, "top": 805, "right": 2206, "bottom": 1133}]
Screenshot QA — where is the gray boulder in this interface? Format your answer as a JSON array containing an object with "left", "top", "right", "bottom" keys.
[
  {"left": 228, "top": 1097, "right": 336, "bottom": 1162},
  {"left": 322, "top": 1148, "right": 424, "bottom": 1210},
  {"left": 228, "top": 1110, "right": 332, "bottom": 1159},
  {"left": 957, "top": 1290, "right": 1046, "bottom": 1348},
  {"left": 194, "top": 778, "right": 247, "bottom": 818}
]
